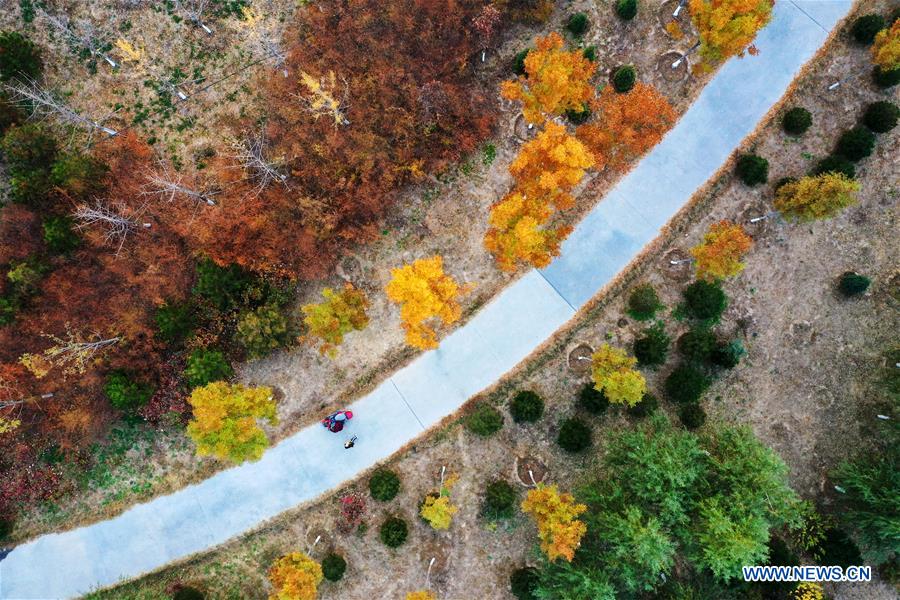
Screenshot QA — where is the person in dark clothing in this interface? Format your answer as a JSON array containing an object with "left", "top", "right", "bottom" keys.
[{"left": 344, "top": 435, "right": 357, "bottom": 449}]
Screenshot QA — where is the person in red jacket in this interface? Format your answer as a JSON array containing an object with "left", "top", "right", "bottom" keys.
[{"left": 322, "top": 410, "right": 353, "bottom": 433}]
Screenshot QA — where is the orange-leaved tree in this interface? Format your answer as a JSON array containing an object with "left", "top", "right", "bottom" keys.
[
  {"left": 483, "top": 190, "right": 572, "bottom": 271},
  {"left": 872, "top": 19, "right": 900, "bottom": 72},
  {"left": 690, "top": 220, "right": 753, "bottom": 280},
  {"left": 385, "top": 255, "right": 470, "bottom": 350},
  {"left": 500, "top": 32, "right": 595, "bottom": 124},
  {"left": 576, "top": 83, "right": 675, "bottom": 172},
  {"left": 590, "top": 344, "right": 646, "bottom": 407},
  {"left": 301, "top": 284, "right": 370, "bottom": 356},
  {"left": 186, "top": 382, "right": 277, "bottom": 463},
  {"left": 690, "top": 0, "right": 773, "bottom": 65},
  {"left": 267, "top": 552, "right": 323, "bottom": 600},
  {"left": 773, "top": 173, "right": 860, "bottom": 221},
  {"left": 521, "top": 484, "right": 588, "bottom": 562}
]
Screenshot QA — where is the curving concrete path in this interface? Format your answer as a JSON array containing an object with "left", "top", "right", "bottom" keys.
[{"left": 0, "top": 2, "right": 852, "bottom": 597}]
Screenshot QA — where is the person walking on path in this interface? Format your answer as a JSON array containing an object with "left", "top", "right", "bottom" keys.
[
  {"left": 344, "top": 435, "right": 357, "bottom": 449},
  {"left": 322, "top": 410, "right": 353, "bottom": 433}
]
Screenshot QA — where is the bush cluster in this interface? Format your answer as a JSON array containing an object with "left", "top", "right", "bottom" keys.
[
  {"left": 155, "top": 301, "right": 196, "bottom": 345},
  {"left": 665, "top": 363, "right": 710, "bottom": 404},
  {"left": 874, "top": 66, "right": 900, "bottom": 89},
  {"left": 682, "top": 280, "right": 727, "bottom": 322},
  {"left": 0, "top": 31, "right": 42, "bottom": 82},
  {"left": 677, "top": 327, "right": 717, "bottom": 364},
  {"left": 633, "top": 322, "right": 670, "bottom": 367},
  {"left": 510, "top": 390, "right": 544, "bottom": 423},
  {"left": 483, "top": 479, "right": 517, "bottom": 520},
  {"left": 813, "top": 155, "right": 855, "bottom": 179},
  {"left": 512, "top": 49, "right": 529, "bottom": 76},
  {"left": 236, "top": 304, "right": 292, "bottom": 359},
  {"left": 616, "top": 0, "right": 637, "bottom": 21},
  {"left": 863, "top": 101, "right": 899, "bottom": 133},
  {"left": 578, "top": 382, "right": 609, "bottom": 415},
  {"left": 42, "top": 215, "right": 80, "bottom": 254},
  {"left": 104, "top": 370, "right": 154, "bottom": 411},
  {"left": 379, "top": 516, "right": 408, "bottom": 548},
  {"left": 711, "top": 339, "right": 745, "bottom": 369},
  {"left": 850, "top": 14, "right": 885, "bottom": 44},
  {"left": 565, "top": 104, "right": 592, "bottom": 125},
  {"left": 612, "top": 65, "right": 636, "bottom": 93},
  {"left": 626, "top": 392, "right": 658, "bottom": 418},
  {"left": 369, "top": 469, "right": 401, "bottom": 502},
  {"left": 321, "top": 553, "right": 347, "bottom": 581},
  {"left": 678, "top": 403, "right": 707, "bottom": 429},
  {"left": 557, "top": 417, "right": 592, "bottom": 452},
  {"left": 582, "top": 46, "right": 597, "bottom": 62},
  {"left": 510, "top": 566, "right": 540, "bottom": 600},
  {"left": 566, "top": 13, "right": 589, "bottom": 36},
  {"left": 466, "top": 403, "right": 504, "bottom": 436},
  {"left": 735, "top": 153, "right": 769, "bottom": 186},
  {"left": 835, "top": 126, "right": 875, "bottom": 162},
  {"left": 172, "top": 586, "right": 205, "bottom": 600},
  {"left": 782, "top": 107, "right": 812, "bottom": 135},
  {"left": 838, "top": 271, "right": 870, "bottom": 297},
  {"left": 184, "top": 348, "right": 233, "bottom": 388},
  {"left": 626, "top": 284, "right": 662, "bottom": 321}
]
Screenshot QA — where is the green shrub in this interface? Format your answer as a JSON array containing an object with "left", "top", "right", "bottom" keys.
[
  {"left": 812, "top": 155, "right": 856, "bottom": 179},
  {"left": 42, "top": 215, "right": 80, "bottom": 254},
  {"left": 172, "top": 586, "right": 205, "bottom": 600},
  {"left": 466, "top": 403, "right": 504, "bottom": 436},
  {"left": 557, "top": 417, "right": 592, "bottom": 453},
  {"left": 0, "top": 92, "right": 24, "bottom": 134},
  {"left": 873, "top": 65, "right": 900, "bottom": 89},
  {"left": 510, "top": 566, "right": 540, "bottom": 600},
  {"left": 6, "top": 258, "right": 46, "bottom": 296},
  {"left": 626, "top": 284, "right": 662, "bottom": 321},
  {"left": 192, "top": 257, "right": 254, "bottom": 311},
  {"left": 782, "top": 107, "right": 812, "bottom": 135},
  {"left": 184, "top": 348, "right": 233, "bottom": 388},
  {"left": 510, "top": 390, "right": 544, "bottom": 423},
  {"left": 664, "top": 363, "right": 710, "bottom": 404},
  {"left": 633, "top": 322, "right": 669, "bottom": 367},
  {"left": 774, "top": 176, "right": 797, "bottom": 192},
  {"left": 565, "top": 104, "right": 591, "bottom": 125},
  {"left": 512, "top": 49, "right": 529, "bottom": 76},
  {"left": 369, "top": 469, "right": 401, "bottom": 502},
  {"left": 50, "top": 153, "right": 108, "bottom": 199},
  {"left": 835, "top": 126, "right": 875, "bottom": 162},
  {"left": 379, "top": 516, "right": 408, "bottom": 548},
  {"left": 863, "top": 100, "right": 899, "bottom": 133},
  {"left": 566, "top": 13, "right": 589, "bottom": 36},
  {"left": 682, "top": 280, "right": 726, "bottom": 322},
  {"left": 838, "top": 271, "right": 870, "bottom": 297},
  {"left": 612, "top": 65, "right": 636, "bottom": 93},
  {"left": 626, "top": 392, "right": 658, "bottom": 418},
  {"left": 0, "top": 31, "right": 42, "bottom": 82},
  {"left": 819, "top": 528, "right": 863, "bottom": 568},
  {"left": 104, "top": 370, "right": 154, "bottom": 411},
  {"left": 735, "top": 153, "right": 769, "bottom": 186},
  {"left": 578, "top": 382, "right": 609, "bottom": 415},
  {"left": 0, "top": 517, "right": 13, "bottom": 541},
  {"left": 155, "top": 301, "right": 196, "bottom": 344},
  {"left": 678, "top": 403, "right": 706, "bottom": 429},
  {"left": 483, "top": 479, "right": 517, "bottom": 520},
  {"left": 0, "top": 296, "right": 17, "bottom": 326},
  {"left": 850, "top": 14, "right": 885, "bottom": 44},
  {"left": 616, "top": 0, "right": 637, "bottom": 21},
  {"left": 236, "top": 304, "right": 292, "bottom": 359},
  {"left": 321, "top": 553, "right": 347, "bottom": 581},
  {"left": 0, "top": 123, "right": 57, "bottom": 204},
  {"left": 582, "top": 46, "right": 597, "bottom": 62},
  {"left": 677, "top": 327, "right": 716, "bottom": 364},
  {"left": 711, "top": 339, "right": 745, "bottom": 369}
]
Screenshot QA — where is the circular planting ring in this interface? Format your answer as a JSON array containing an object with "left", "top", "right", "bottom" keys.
[
  {"left": 513, "top": 113, "right": 536, "bottom": 142},
  {"left": 306, "top": 526, "right": 332, "bottom": 552},
  {"left": 661, "top": 248, "right": 693, "bottom": 282},
  {"left": 657, "top": 0, "right": 694, "bottom": 38},
  {"left": 419, "top": 539, "right": 451, "bottom": 579},
  {"left": 515, "top": 455, "right": 548, "bottom": 487},
  {"left": 658, "top": 51, "right": 689, "bottom": 82},
  {"left": 567, "top": 343, "right": 594, "bottom": 376},
  {"left": 738, "top": 201, "right": 778, "bottom": 240},
  {"left": 335, "top": 254, "right": 364, "bottom": 285}
]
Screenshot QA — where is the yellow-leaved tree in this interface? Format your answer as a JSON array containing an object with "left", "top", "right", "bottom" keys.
[
  {"left": 385, "top": 255, "right": 470, "bottom": 350},
  {"left": 590, "top": 344, "right": 646, "bottom": 407},
  {"left": 483, "top": 191, "right": 571, "bottom": 271},
  {"left": 521, "top": 484, "right": 587, "bottom": 562},
  {"left": 690, "top": 0, "right": 773, "bottom": 65},
  {"left": 500, "top": 32, "right": 595, "bottom": 124},
  {"left": 690, "top": 220, "right": 753, "bottom": 280},
  {"left": 301, "top": 284, "right": 370, "bottom": 356},
  {"left": 267, "top": 552, "right": 323, "bottom": 600},
  {"left": 773, "top": 173, "right": 860, "bottom": 221},
  {"left": 406, "top": 592, "right": 436, "bottom": 600},
  {"left": 186, "top": 382, "right": 277, "bottom": 463},
  {"left": 420, "top": 472, "right": 460, "bottom": 530},
  {"left": 872, "top": 19, "right": 900, "bottom": 72}
]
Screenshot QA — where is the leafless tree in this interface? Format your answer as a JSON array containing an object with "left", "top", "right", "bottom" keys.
[
  {"left": 174, "top": 0, "right": 215, "bottom": 35},
  {"left": 243, "top": 10, "right": 289, "bottom": 77},
  {"left": 73, "top": 201, "right": 140, "bottom": 254},
  {"left": 44, "top": 12, "right": 119, "bottom": 68},
  {"left": 143, "top": 162, "right": 217, "bottom": 207},
  {"left": 4, "top": 78, "right": 118, "bottom": 136},
  {"left": 230, "top": 129, "right": 288, "bottom": 195}
]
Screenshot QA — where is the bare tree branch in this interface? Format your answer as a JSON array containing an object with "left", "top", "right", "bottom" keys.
[
  {"left": 174, "top": 0, "right": 215, "bottom": 35},
  {"left": 142, "top": 161, "right": 217, "bottom": 211},
  {"left": 229, "top": 128, "right": 288, "bottom": 196},
  {"left": 44, "top": 12, "right": 119, "bottom": 68},
  {"left": 4, "top": 78, "right": 118, "bottom": 136},
  {"left": 73, "top": 201, "right": 140, "bottom": 254},
  {"left": 40, "top": 329, "right": 120, "bottom": 376}
]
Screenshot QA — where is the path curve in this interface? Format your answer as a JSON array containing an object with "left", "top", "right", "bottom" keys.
[{"left": 0, "top": 2, "right": 852, "bottom": 597}]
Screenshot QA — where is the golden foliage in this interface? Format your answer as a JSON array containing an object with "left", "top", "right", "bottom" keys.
[
  {"left": 0, "top": 417, "right": 20, "bottom": 435},
  {"left": 774, "top": 173, "right": 860, "bottom": 221},
  {"left": 590, "top": 344, "right": 646, "bottom": 407},
  {"left": 299, "top": 70, "right": 349, "bottom": 127},
  {"left": 484, "top": 190, "right": 571, "bottom": 271},
  {"left": 500, "top": 32, "right": 595, "bottom": 124},
  {"left": 19, "top": 353, "right": 51, "bottom": 379},
  {"left": 420, "top": 472, "right": 460, "bottom": 530},
  {"left": 114, "top": 39, "right": 145, "bottom": 64},
  {"left": 510, "top": 122, "right": 594, "bottom": 210},
  {"left": 267, "top": 552, "right": 323, "bottom": 600},
  {"left": 872, "top": 19, "right": 900, "bottom": 72},
  {"left": 301, "top": 284, "right": 370, "bottom": 356},
  {"left": 690, "top": 220, "right": 753, "bottom": 280},
  {"left": 186, "top": 382, "right": 277, "bottom": 463},
  {"left": 576, "top": 83, "right": 675, "bottom": 172},
  {"left": 406, "top": 592, "right": 436, "bottom": 600},
  {"left": 792, "top": 583, "right": 825, "bottom": 600},
  {"left": 666, "top": 21, "right": 686, "bottom": 40},
  {"left": 689, "top": 0, "right": 773, "bottom": 64},
  {"left": 385, "top": 255, "right": 469, "bottom": 349},
  {"left": 521, "top": 484, "right": 588, "bottom": 562}
]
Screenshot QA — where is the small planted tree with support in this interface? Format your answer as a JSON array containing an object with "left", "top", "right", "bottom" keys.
[
  {"left": 5, "top": 79, "right": 118, "bottom": 136},
  {"left": 174, "top": 0, "right": 215, "bottom": 35},
  {"left": 44, "top": 13, "right": 119, "bottom": 68}
]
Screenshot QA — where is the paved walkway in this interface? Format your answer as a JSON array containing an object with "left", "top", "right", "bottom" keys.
[{"left": 0, "top": 2, "right": 852, "bottom": 597}]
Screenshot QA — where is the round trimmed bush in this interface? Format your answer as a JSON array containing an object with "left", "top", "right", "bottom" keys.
[
  {"left": 0, "top": 31, "right": 42, "bottom": 82},
  {"left": 711, "top": 339, "right": 745, "bottom": 369},
  {"left": 835, "top": 126, "right": 875, "bottom": 162},
  {"left": 678, "top": 403, "right": 707, "bottom": 429},
  {"left": 510, "top": 566, "right": 540, "bottom": 600},
  {"left": 42, "top": 215, "right": 80, "bottom": 254},
  {"left": 155, "top": 301, "right": 196, "bottom": 345},
  {"left": 513, "top": 49, "right": 529, "bottom": 76},
  {"left": 627, "top": 284, "right": 662, "bottom": 321},
  {"left": 557, "top": 417, "right": 592, "bottom": 453},
  {"left": 664, "top": 363, "right": 710, "bottom": 404},
  {"left": 582, "top": 46, "right": 598, "bottom": 62},
  {"left": 510, "top": 390, "right": 544, "bottom": 423},
  {"left": 633, "top": 323, "right": 670, "bottom": 367},
  {"left": 369, "top": 469, "right": 401, "bottom": 502},
  {"left": 782, "top": 107, "right": 812, "bottom": 135},
  {"left": 850, "top": 14, "right": 885, "bottom": 44},
  {"left": 682, "top": 280, "right": 726, "bottom": 322},
  {"left": 184, "top": 348, "right": 233, "bottom": 388},
  {"left": 566, "top": 13, "right": 589, "bottom": 36},
  {"left": 874, "top": 65, "right": 900, "bottom": 89},
  {"left": 735, "top": 153, "right": 769, "bottom": 186},
  {"left": 191, "top": 257, "right": 254, "bottom": 312},
  {"left": 677, "top": 327, "right": 716, "bottom": 364},
  {"left": 321, "top": 553, "right": 347, "bottom": 581},
  {"left": 612, "top": 65, "right": 636, "bottom": 93},
  {"left": 236, "top": 304, "right": 291, "bottom": 359},
  {"left": 104, "top": 370, "right": 154, "bottom": 411},
  {"left": 565, "top": 104, "right": 592, "bottom": 125},
  {"left": 616, "top": 0, "right": 637, "bottom": 21},
  {"left": 863, "top": 100, "right": 899, "bottom": 133},
  {"left": 379, "top": 516, "right": 408, "bottom": 548},
  {"left": 626, "top": 392, "right": 658, "bottom": 418},
  {"left": 172, "top": 586, "right": 205, "bottom": 600},
  {"left": 838, "top": 271, "right": 870, "bottom": 297},
  {"left": 483, "top": 479, "right": 517, "bottom": 520},
  {"left": 812, "top": 155, "right": 855, "bottom": 179},
  {"left": 578, "top": 382, "right": 609, "bottom": 415},
  {"left": 466, "top": 403, "right": 504, "bottom": 436}
]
